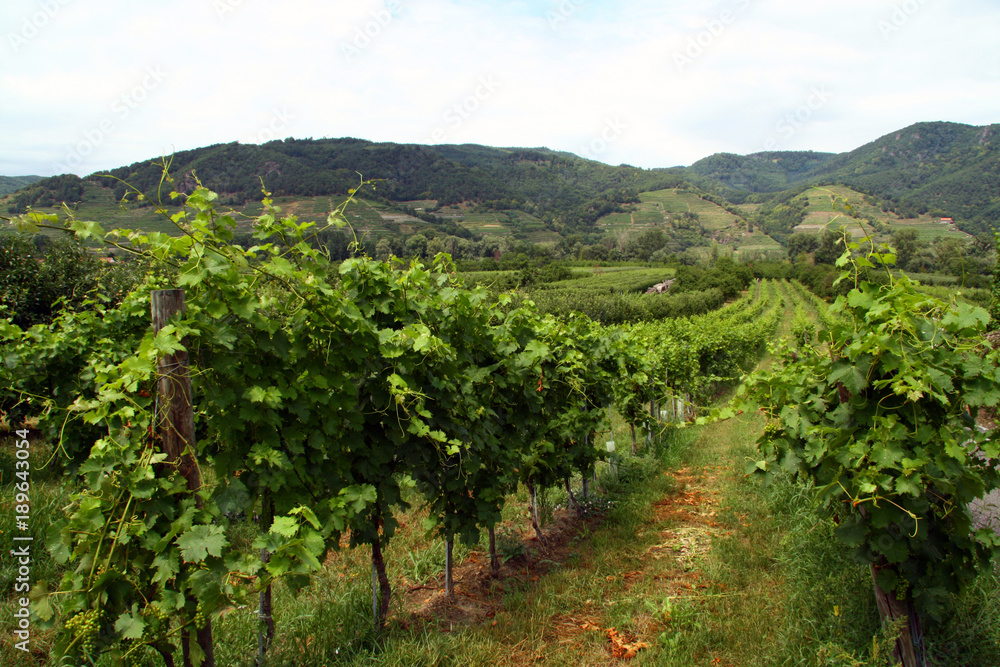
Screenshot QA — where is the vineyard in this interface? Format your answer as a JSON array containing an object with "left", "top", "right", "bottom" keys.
[
  {"left": 0, "top": 182, "right": 788, "bottom": 666},
  {"left": 2, "top": 183, "right": 999, "bottom": 666}
]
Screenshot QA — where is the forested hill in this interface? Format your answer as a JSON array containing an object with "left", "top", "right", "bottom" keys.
[
  {"left": 686, "top": 150, "right": 837, "bottom": 195},
  {"left": 0, "top": 175, "right": 43, "bottom": 196},
  {"left": 806, "top": 121, "right": 1000, "bottom": 225},
  {"left": 86, "top": 140, "right": 685, "bottom": 234},
  {"left": 686, "top": 121, "right": 1000, "bottom": 229},
  {"left": 5, "top": 121, "right": 997, "bottom": 235}
]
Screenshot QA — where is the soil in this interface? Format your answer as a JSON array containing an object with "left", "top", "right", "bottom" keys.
[{"left": 400, "top": 510, "right": 604, "bottom": 629}]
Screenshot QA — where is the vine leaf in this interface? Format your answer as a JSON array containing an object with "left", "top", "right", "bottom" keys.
[
  {"left": 114, "top": 605, "right": 146, "bottom": 640},
  {"left": 270, "top": 516, "right": 300, "bottom": 538},
  {"left": 176, "top": 525, "right": 229, "bottom": 562},
  {"left": 834, "top": 519, "right": 866, "bottom": 547},
  {"left": 830, "top": 360, "right": 868, "bottom": 396}
]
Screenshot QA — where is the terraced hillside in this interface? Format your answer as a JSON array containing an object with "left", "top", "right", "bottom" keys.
[
  {"left": 792, "top": 185, "right": 971, "bottom": 241},
  {"left": 599, "top": 188, "right": 785, "bottom": 259}
]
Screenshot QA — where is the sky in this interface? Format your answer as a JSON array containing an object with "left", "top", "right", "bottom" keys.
[{"left": 1, "top": 0, "right": 998, "bottom": 177}]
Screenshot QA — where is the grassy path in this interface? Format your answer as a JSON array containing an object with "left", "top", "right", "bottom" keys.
[{"left": 323, "top": 415, "right": 776, "bottom": 667}]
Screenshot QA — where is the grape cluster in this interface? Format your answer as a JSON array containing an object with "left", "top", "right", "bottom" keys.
[
  {"left": 120, "top": 639, "right": 144, "bottom": 667},
  {"left": 193, "top": 605, "right": 207, "bottom": 630},
  {"left": 143, "top": 602, "right": 170, "bottom": 625},
  {"left": 64, "top": 608, "right": 100, "bottom": 655}
]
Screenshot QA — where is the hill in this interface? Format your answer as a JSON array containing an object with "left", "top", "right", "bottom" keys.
[
  {"left": 687, "top": 151, "right": 836, "bottom": 194},
  {"left": 3, "top": 121, "right": 996, "bottom": 252},
  {"left": 807, "top": 121, "right": 1000, "bottom": 229},
  {"left": 0, "top": 175, "right": 43, "bottom": 196},
  {"left": 81, "top": 140, "right": 686, "bottom": 236},
  {"left": 687, "top": 121, "right": 1000, "bottom": 234}
]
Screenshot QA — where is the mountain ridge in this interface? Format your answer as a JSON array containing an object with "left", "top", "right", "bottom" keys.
[{"left": 3, "top": 120, "right": 997, "bottom": 234}]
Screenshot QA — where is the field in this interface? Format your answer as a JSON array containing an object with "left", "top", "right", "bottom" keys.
[{"left": 5, "top": 183, "right": 571, "bottom": 242}]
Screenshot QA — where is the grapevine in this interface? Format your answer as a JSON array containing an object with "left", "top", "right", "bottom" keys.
[{"left": 2, "top": 168, "right": 782, "bottom": 664}]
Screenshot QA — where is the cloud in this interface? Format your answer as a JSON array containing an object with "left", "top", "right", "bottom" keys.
[{"left": 0, "top": 0, "right": 997, "bottom": 175}]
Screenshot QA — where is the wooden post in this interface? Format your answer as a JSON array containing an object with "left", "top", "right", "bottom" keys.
[
  {"left": 152, "top": 289, "right": 214, "bottom": 667},
  {"left": 528, "top": 481, "right": 545, "bottom": 544},
  {"left": 372, "top": 560, "right": 378, "bottom": 622},
  {"left": 648, "top": 400, "right": 654, "bottom": 446},
  {"left": 871, "top": 563, "right": 927, "bottom": 667},
  {"left": 256, "top": 496, "right": 274, "bottom": 667},
  {"left": 152, "top": 290, "right": 201, "bottom": 493},
  {"left": 488, "top": 525, "right": 500, "bottom": 576},
  {"left": 445, "top": 537, "right": 454, "bottom": 596}
]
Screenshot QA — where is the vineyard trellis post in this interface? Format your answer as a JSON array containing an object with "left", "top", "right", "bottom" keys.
[
  {"left": 445, "top": 537, "right": 455, "bottom": 596},
  {"left": 648, "top": 399, "right": 654, "bottom": 447},
  {"left": 151, "top": 289, "right": 216, "bottom": 667}
]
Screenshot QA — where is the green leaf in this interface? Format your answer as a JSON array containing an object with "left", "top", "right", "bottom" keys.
[
  {"left": 152, "top": 549, "right": 180, "bottom": 585},
  {"left": 114, "top": 605, "right": 146, "bottom": 640},
  {"left": 895, "top": 475, "right": 922, "bottom": 497},
  {"left": 68, "top": 218, "right": 106, "bottom": 240},
  {"left": 834, "top": 519, "right": 867, "bottom": 547},
  {"left": 874, "top": 567, "right": 899, "bottom": 594},
  {"left": 829, "top": 361, "right": 867, "bottom": 396},
  {"left": 29, "top": 581, "right": 53, "bottom": 621},
  {"left": 270, "top": 516, "right": 299, "bottom": 538},
  {"left": 289, "top": 505, "right": 321, "bottom": 530},
  {"left": 176, "top": 525, "right": 229, "bottom": 562}
]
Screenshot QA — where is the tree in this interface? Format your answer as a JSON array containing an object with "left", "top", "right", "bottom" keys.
[
  {"left": 375, "top": 237, "right": 393, "bottom": 261},
  {"left": 786, "top": 233, "right": 819, "bottom": 258},
  {"left": 890, "top": 228, "right": 922, "bottom": 270},
  {"left": 405, "top": 233, "right": 428, "bottom": 258},
  {"left": 812, "top": 228, "right": 843, "bottom": 266}
]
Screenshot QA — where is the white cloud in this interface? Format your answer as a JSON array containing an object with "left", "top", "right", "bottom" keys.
[{"left": 0, "top": 0, "right": 997, "bottom": 176}]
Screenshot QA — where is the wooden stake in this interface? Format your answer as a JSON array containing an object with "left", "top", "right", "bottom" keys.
[
  {"left": 488, "top": 525, "right": 500, "bottom": 576},
  {"left": 152, "top": 289, "right": 214, "bottom": 667},
  {"left": 445, "top": 537, "right": 454, "bottom": 596},
  {"left": 152, "top": 290, "right": 201, "bottom": 493},
  {"left": 870, "top": 562, "right": 927, "bottom": 667}
]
